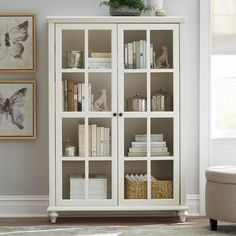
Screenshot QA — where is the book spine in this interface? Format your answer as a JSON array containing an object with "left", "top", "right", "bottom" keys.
[
  {"left": 62, "top": 81, "right": 65, "bottom": 111},
  {"left": 67, "top": 80, "right": 74, "bottom": 111},
  {"left": 143, "top": 40, "right": 146, "bottom": 69},
  {"left": 91, "top": 53, "right": 111, "bottom": 58},
  {"left": 100, "top": 127, "right": 105, "bottom": 157},
  {"left": 96, "top": 127, "right": 101, "bottom": 157},
  {"left": 104, "top": 128, "right": 110, "bottom": 157},
  {"left": 64, "top": 80, "right": 68, "bottom": 111},
  {"left": 128, "top": 43, "right": 133, "bottom": 69},
  {"left": 150, "top": 43, "right": 153, "bottom": 69},
  {"left": 135, "top": 134, "right": 163, "bottom": 142},
  {"left": 92, "top": 124, "right": 97, "bottom": 157},
  {"left": 81, "top": 83, "right": 85, "bottom": 112},
  {"left": 89, "top": 125, "right": 92, "bottom": 157},
  {"left": 136, "top": 41, "right": 140, "bottom": 69},
  {"left": 77, "top": 83, "right": 82, "bottom": 112},
  {"left": 124, "top": 43, "right": 128, "bottom": 69},
  {"left": 132, "top": 141, "right": 166, "bottom": 148},
  {"left": 88, "top": 83, "right": 91, "bottom": 112},
  {"left": 73, "top": 84, "right": 78, "bottom": 111},
  {"left": 132, "top": 41, "right": 136, "bottom": 69},
  {"left": 78, "top": 124, "right": 85, "bottom": 157},
  {"left": 153, "top": 51, "right": 156, "bottom": 69},
  {"left": 140, "top": 40, "right": 144, "bottom": 69},
  {"left": 129, "top": 147, "right": 168, "bottom": 153},
  {"left": 128, "top": 152, "right": 170, "bottom": 157}
]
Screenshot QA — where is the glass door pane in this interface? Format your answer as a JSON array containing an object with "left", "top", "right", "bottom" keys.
[
  {"left": 89, "top": 161, "right": 112, "bottom": 199},
  {"left": 150, "top": 30, "right": 173, "bottom": 69},
  {"left": 88, "top": 30, "right": 111, "bottom": 70},
  {"left": 62, "top": 161, "right": 85, "bottom": 200},
  {"left": 62, "top": 30, "right": 85, "bottom": 69},
  {"left": 89, "top": 73, "right": 112, "bottom": 112},
  {"left": 124, "top": 30, "right": 147, "bottom": 69},
  {"left": 151, "top": 161, "right": 174, "bottom": 199}
]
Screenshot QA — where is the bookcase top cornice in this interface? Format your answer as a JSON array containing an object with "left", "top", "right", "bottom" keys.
[{"left": 46, "top": 16, "right": 186, "bottom": 24}]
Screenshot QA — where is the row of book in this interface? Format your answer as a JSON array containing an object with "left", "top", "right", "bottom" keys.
[
  {"left": 62, "top": 80, "right": 94, "bottom": 112},
  {"left": 78, "top": 124, "right": 111, "bottom": 157},
  {"left": 88, "top": 52, "right": 112, "bottom": 69},
  {"left": 124, "top": 41, "right": 156, "bottom": 69},
  {"left": 127, "top": 134, "right": 170, "bottom": 157}
]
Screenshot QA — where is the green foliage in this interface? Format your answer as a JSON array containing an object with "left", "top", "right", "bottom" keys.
[{"left": 100, "top": 0, "right": 152, "bottom": 12}]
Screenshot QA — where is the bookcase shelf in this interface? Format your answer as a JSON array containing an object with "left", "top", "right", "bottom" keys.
[{"left": 48, "top": 17, "right": 187, "bottom": 223}]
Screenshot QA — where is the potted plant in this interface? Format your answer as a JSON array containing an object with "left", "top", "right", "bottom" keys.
[{"left": 100, "top": 0, "right": 152, "bottom": 16}]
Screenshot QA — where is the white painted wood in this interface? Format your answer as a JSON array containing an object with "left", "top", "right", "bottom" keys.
[
  {"left": 48, "top": 22, "right": 56, "bottom": 211},
  {"left": 48, "top": 17, "right": 187, "bottom": 218},
  {"left": 199, "top": 0, "right": 211, "bottom": 215},
  {"left": 46, "top": 16, "right": 186, "bottom": 24},
  {"left": 177, "top": 210, "right": 188, "bottom": 222},
  {"left": 0, "top": 194, "right": 197, "bottom": 217},
  {"left": 179, "top": 22, "right": 187, "bottom": 207}
]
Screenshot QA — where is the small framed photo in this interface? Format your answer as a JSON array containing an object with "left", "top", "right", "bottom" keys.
[
  {"left": 0, "top": 80, "right": 36, "bottom": 139},
  {"left": 0, "top": 14, "right": 36, "bottom": 73}
]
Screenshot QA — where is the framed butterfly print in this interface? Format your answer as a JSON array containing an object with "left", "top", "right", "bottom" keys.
[
  {"left": 0, "top": 14, "right": 36, "bottom": 73},
  {"left": 0, "top": 80, "right": 36, "bottom": 139}
]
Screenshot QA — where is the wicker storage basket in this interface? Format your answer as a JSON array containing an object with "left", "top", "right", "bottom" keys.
[
  {"left": 125, "top": 178, "right": 173, "bottom": 199},
  {"left": 152, "top": 179, "right": 173, "bottom": 199}
]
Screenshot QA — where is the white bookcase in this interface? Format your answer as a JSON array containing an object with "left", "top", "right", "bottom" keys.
[{"left": 47, "top": 16, "right": 188, "bottom": 223}]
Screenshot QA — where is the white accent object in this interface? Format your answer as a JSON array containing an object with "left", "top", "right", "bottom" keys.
[
  {"left": 148, "top": 0, "right": 166, "bottom": 16},
  {"left": 94, "top": 89, "right": 108, "bottom": 112},
  {"left": 47, "top": 16, "right": 187, "bottom": 224},
  {"left": 156, "top": 46, "right": 170, "bottom": 69}
]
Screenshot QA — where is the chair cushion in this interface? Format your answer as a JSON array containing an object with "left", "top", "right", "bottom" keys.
[{"left": 206, "top": 166, "right": 236, "bottom": 184}]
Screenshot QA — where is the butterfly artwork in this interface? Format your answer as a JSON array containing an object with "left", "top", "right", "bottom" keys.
[
  {"left": 0, "top": 15, "right": 36, "bottom": 72},
  {"left": 0, "top": 20, "right": 29, "bottom": 61},
  {"left": 0, "top": 88, "right": 27, "bottom": 130},
  {"left": 0, "top": 81, "right": 36, "bottom": 139}
]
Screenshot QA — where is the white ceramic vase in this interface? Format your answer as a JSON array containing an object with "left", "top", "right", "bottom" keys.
[{"left": 148, "top": 0, "right": 165, "bottom": 16}]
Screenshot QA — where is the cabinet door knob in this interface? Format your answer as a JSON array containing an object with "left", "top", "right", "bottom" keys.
[
  {"left": 113, "top": 113, "right": 117, "bottom": 117},
  {"left": 119, "top": 113, "right": 123, "bottom": 117}
]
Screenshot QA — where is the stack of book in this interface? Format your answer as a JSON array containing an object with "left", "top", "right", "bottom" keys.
[
  {"left": 78, "top": 124, "right": 111, "bottom": 157},
  {"left": 62, "top": 80, "right": 94, "bottom": 112},
  {"left": 70, "top": 175, "right": 107, "bottom": 199},
  {"left": 127, "top": 134, "right": 170, "bottom": 157},
  {"left": 124, "top": 41, "right": 156, "bottom": 69},
  {"left": 88, "top": 52, "right": 112, "bottom": 69}
]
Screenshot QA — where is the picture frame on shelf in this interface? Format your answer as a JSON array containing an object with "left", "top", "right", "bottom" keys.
[
  {"left": 0, "top": 13, "right": 36, "bottom": 73},
  {"left": 0, "top": 80, "right": 36, "bottom": 139}
]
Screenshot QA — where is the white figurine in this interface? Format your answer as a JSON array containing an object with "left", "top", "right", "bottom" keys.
[
  {"left": 93, "top": 89, "right": 108, "bottom": 111},
  {"left": 156, "top": 46, "right": 170, "bottom": 69}
]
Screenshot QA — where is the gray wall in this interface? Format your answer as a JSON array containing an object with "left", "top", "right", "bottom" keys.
[{"left": 0, "top": 0, "right": 199, "bottom": 195}]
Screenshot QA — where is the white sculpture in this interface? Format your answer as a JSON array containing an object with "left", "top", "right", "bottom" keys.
[
  {"left": 156, "top": 46, "right": 170, "bottom": 69},
  {"left": 93, "top": 89, "right": 108, "bottom": 112}
]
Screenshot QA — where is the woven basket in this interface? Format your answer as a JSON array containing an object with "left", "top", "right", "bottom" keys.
[
  {"left": 152, "top": 179, "right": 173, "bottom": 199},
  {"left": 125, "top": 179, "right": 173, "bottom": 199}
]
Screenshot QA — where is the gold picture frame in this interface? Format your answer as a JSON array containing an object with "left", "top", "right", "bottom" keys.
[
  {"left": 0, "top": 13, "right": 36, "bottom": 73},
  {"left": 0, "top": 80, "right": 36, "bottom": 139}
]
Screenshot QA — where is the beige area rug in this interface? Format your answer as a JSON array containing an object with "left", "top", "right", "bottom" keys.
[{"left": 0, "top": 223, "right": 236, "bottom": 236}]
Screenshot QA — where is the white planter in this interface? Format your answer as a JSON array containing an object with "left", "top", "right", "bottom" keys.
[{"left": 148, "top": 0, "right": 165, "bottom": 16}]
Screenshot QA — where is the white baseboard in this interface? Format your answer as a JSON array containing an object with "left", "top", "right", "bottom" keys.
[{"left": 0, "top": 194, "right": 200, "bottom": 217}]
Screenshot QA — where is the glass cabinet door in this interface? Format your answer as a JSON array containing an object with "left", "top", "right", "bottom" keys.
[
  {"left": 118, "top": 24, "right": 179, "bottom": 205},
  {"left": 55, "top": 24, "right": 117, "bottom": 206}
]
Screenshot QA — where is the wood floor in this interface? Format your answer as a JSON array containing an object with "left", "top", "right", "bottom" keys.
[{"left": 0, "top": 216, "right": 208, "bottom": 227}]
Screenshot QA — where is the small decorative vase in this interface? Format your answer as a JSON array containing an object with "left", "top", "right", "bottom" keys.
[
  {"left": 110, "top": 6, "right": 141, "bottom": 16},
  {"left": 148, "top": 0, "right": 166, "bottom": 16}
]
